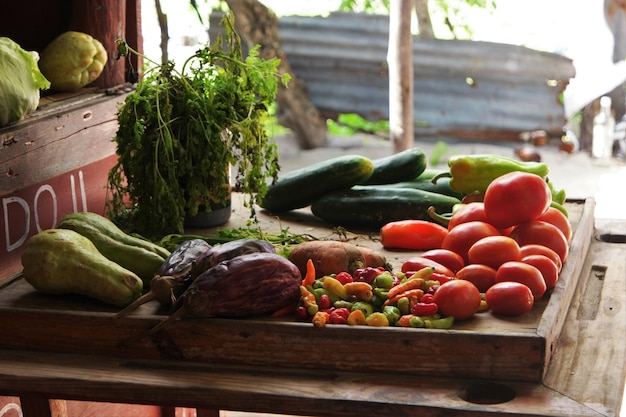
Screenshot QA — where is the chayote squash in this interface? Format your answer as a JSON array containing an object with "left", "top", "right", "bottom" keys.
[
  {"left": 0, "top": 37, "right": 50, "bottom": 127},
  {"left": 21, "top": 229, "right": 143, "bottom": 307},
  {"left": 58, "top": 211, "right": 170, "bottom": 285},
  {"left": 39, "top": 31, "right": 108, "bottom": 92}
]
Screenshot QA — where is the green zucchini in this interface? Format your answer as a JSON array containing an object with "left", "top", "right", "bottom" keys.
[
  {"left": 378, "top": 177, "right": 464, "bottom": 199},
  {"left": 311, "top": 185, "right": 461, "bottom": 228},
  {"left": 260, "top": 154, "right": 374, "bottom": 212},
  {"left": 360, "top": 147, "right": 427, "bottom": 185}
]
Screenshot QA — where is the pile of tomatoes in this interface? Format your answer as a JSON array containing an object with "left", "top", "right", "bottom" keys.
[{"left": 382, "top": 171, "right": 572, "bottom": 318}]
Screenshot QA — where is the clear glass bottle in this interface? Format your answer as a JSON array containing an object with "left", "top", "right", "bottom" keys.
[{"left": 592, "top": 96, "right": 615, "bottom": 164}]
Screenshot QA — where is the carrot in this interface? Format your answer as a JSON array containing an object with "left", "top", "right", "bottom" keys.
[
  {"left": 301, "top": 258, "right": 316, "bottom": 287},
  {"left": 288, "top": 240, "right": 366, "bottom": 278},
  {"left": 384, "top": 288, "right": 424, "bottom": 306},
  {"left": 386, "top": 277, "right": 425, "bottom": 301}
]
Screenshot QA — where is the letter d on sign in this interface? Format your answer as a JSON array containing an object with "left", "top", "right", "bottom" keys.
[{"left": 3, "top": 196, "right": 30, "bottom": 252}]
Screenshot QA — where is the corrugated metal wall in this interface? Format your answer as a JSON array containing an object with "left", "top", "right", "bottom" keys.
[{"left": 211, "top": 11, "right": 576, "bottom": 141}]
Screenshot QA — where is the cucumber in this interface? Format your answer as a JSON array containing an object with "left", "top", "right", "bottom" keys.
[
  {"left": 378, "top": 177, "right": 464, "bottom": 199},
  {"left": 360, "top": 147, "right": 427, "bottom": 185},
  {"left": 311, "top": 185, "right": 461, "bottom": 228},
  {"left": 415, "top": 168, "right": 448, "bottom": 181},
  {"left": 260, "top": 154, "right": 374, "bottom": 212}
]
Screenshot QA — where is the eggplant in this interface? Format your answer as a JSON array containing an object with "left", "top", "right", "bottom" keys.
[
  {"left": 115, "top": 239, "right": 211, "bottom": 317},
  {"left": 182, "top": 252, "right": 301, "bottom": 318},
  {"left": 190, "top": 238, "right": 276, "bottom": 276}
]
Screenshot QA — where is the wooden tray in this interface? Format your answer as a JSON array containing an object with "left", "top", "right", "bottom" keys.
[{"left": 0, "top": 199, "right": 595, "bottom": 383}]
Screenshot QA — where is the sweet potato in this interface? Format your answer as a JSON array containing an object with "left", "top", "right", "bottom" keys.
[
  {"left": 357, "top": 246, "right": 391, "bottom": 271},
  {"left": 288, "top": 240, "right": 367, "bottom": 278}
]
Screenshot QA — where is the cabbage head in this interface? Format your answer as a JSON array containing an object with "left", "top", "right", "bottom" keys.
[{"left": 0, "top": 37, "right": 51, "bottom": 127}]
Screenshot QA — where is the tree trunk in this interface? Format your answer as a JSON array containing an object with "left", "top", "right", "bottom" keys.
[
  {"left": 388, "top": 0, "right": 414, "bottom": 153},
  {"left": 580, "top": 0, "right": 626, "bottom": 152},
  {"left": 605, "top": 0, "right": 626, "bottom": 120},
  {"left": 413, "top": 0, "right": 435, "bottom": 39},
  {"left": 224, "top": 0, "right": 328, "bottom": 149}
]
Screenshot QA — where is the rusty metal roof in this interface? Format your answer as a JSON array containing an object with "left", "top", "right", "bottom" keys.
[{"left": 211, "top": 11, "right": 576, "bottom": 141}]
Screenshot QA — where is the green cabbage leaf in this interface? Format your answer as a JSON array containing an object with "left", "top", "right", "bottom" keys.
[{"left": 0, "top": 37, "right": 51, "bottom": 127}]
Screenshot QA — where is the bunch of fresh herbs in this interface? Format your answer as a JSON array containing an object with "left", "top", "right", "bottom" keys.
[{"left": 107, "top": 14, "right": 289, "bottom": 239}]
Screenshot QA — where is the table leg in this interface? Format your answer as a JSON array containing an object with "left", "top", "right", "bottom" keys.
[
  {"left": 19, "top": 396, "right": 67, "bottom": 417},
  {"left": 196, "top": 409, "right": 220, "bottom": 417}
]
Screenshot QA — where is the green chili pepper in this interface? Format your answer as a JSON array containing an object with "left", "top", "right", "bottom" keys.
[
  {"left": 409, "top": 316, "right": 425, "bottom": 328},
  {"left": 373, "top": 272, "right": 394, "bottom": 289},
  {"left": 312, "top": 288, "right": 340, "bottom": 305},
  {"left": 370, "top": 295, "right": 384, "bottom": 308},
  {"left": 333, "top": 300, "right": 354, "bottom": 310},
  {"left": 434, "top": 154, "right": 550, "bottom": 194},
  {"left": 550, "top": 200, "right": 569, "bottom": 217},
  {"left": 373, "top": 287, "right": 389, "bottom": 299},
  {"left": 351, "top": 301, "right": 374, "bottom": 317},
  {"left": 424, "top": 315, "right": 455, "bottom": 329},
  {"left": 548, "top": 181, "right": 567, "bottom": 205},
  {"left": 396, "top": 297, "right": 411, "bottom": 315},
  {"left": 382, "top": 305, "right": 401, "bottom": 325}
]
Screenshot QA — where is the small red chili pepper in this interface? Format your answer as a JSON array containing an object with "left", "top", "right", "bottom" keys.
[
  {"left": 318, "top": 294, "right": 332, "bottom": 310},
  {"left": 411, "top": 302, "right": 438, "bottom": 316},
  {"left": 329, "top": 307, "right": 350, "bottom": 324},
  {"left": 335, "top": 271, "right": 354, "bottom": 284},
  {"left": 420, "top": 293, "right": 435, "bottom": 304}
]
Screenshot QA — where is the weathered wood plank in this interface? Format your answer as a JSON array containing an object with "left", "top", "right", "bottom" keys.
[
  {"left": 0, "top": 199, "right": 592, "bottom": 383},
  {"left": 0, "top": 348, "right": 611, "bottom": 417},
  {"left": 543, "top": 218, "right": 626, "bottom": 417}
]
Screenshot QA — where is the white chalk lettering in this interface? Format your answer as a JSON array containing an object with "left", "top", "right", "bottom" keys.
[
  {"left": 33, "top": 185, "right": 57, "bottom": 233},
  {"left": 3, "top": 197, "right": 30, "bottom": 252}
]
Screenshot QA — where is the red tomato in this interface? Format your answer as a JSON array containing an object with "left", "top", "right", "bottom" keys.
[
  {"left": 537, "top": 207, "right": 572, "bottom": 242},
  {"left": 522, "top": 254, "right": 559, "bottom": 291},
  {"left": 485, "top": 282, "right": 534, "bottom": 316},
  {"left": 447, "top": 202, "right": 489, "bottom": 230},
  {"left": 447, "top": 202, "right": 513, "bottom": 235},
  {"left": 456, "top": 264, "right": 497, "bottom": 292},
  {"left": 495, "top": 261, "right": 547, "bottom": 299},
  {"left": 401, "top": 256, "right": 455, "bottom": 277},
  {"left": 433, "top": 279, "right": 482, "bottom": 320},
  {"left": 467, "top": 235, "right": 522, "bottom": 269},
  {"left": 441, "top": 221, "right": 501, "bottom": 264},
  {"left": 420, "top": 249, "right": 465, "bottom": 274},
  {"left": 519, "top": 244, "right": 562, "bottom": 272},
  {"left": 510, "top": 220, "right": 569, "bottom": 263},
  {"left": 380, "top": 220, "right": 449, "bottom": 250},
  {"left": 483, "top": 171, "right": 552, "bottom": 229}
]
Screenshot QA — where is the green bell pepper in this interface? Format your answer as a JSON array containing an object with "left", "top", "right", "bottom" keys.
[{"left": 434, "top": 154, "right": 550, "bottom": 194}]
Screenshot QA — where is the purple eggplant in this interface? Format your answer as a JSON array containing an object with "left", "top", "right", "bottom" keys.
[
  {"left": 190, "top": 238, "right": 276, "bottom": 277},
  {"left": 181, "top": 251, "right": 302, "bottom": 318},
  {"left": 115, "top": 239, "right": 211, "bottom": 317}
]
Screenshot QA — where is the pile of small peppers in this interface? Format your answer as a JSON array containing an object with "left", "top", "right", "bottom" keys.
[{"left": 295, "top": 262, "right": 455, "bottom": 329}]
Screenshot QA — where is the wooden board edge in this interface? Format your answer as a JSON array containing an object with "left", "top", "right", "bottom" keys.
[{"left": 536, "top": 198, "right": 595, "bottom": 375}]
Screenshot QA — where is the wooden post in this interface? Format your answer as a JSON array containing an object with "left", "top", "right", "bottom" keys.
[
  {"left": 388, "top": 0, "right": 414, "bottom": 153},
  {"left": 71, "top": 0, "right": 127, "bottom": 88}
]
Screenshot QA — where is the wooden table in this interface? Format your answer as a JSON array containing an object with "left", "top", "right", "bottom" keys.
[{"left": 0, "top": 196, "right": 624, "bottom": 417}]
